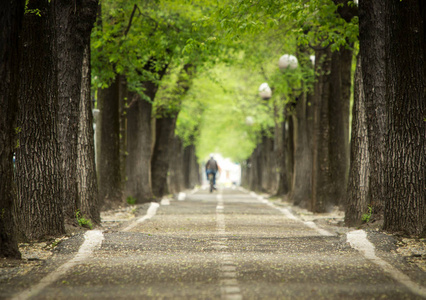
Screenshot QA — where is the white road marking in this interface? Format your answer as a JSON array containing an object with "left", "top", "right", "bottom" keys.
[
  {"left": 13, "top": 230, "right": 104, "bottom": 300},
  {"left": 347, "top": 230, "right": 426, "bottom": 298},
  {"left": 215, "top": 191, "right": 243, "bottom": 300},
  {"left": 123, "top": 202, "right": 160, "bottom": 231},
  {"left": 160, "top": 198, "right": 170, "bottom": 205},
  {"left": 177, "top": 192, "right": 186, "bottom": 201}
]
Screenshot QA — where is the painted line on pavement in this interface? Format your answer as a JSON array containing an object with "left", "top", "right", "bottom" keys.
[
  {"left": 215, "top": 190, "right": 243, "bottom": 300},
  {"left": 347, "top": 230, "right": 426, "bottom": 298},
  {"left": 13, "top": 230, "right": 104, "bottom": 300},
  {"left": 123, "top": 202, "right": 160, "bottom": 232}
]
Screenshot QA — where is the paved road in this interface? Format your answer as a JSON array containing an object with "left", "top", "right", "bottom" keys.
[{"left": 2, "top": 187, "right": 425, "bottom": 299}]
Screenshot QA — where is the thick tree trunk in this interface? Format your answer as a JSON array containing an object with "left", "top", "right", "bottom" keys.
[
  {"left": 168, "top": 136, "right": 185, "bottom": 194},
  {"left": 77, "top": 46, "right": 100, "bottom": 224},
  {"left": 260, "top": 136, "right": 275, "bottom": 193},
  {"left": 285, "top": 117, "right": 295, "bottom": 198},
  {"left": 359, "top": 0, "right": 387, "bottom": 219},
  {"left": 249, "top": 145, "right": 261, "bottom": 192},
  {"left": 329, "top": 50, "right": 351, "bottom": 208},
  {"left": 125, "top": 93, "right": 154, "bottom": 203},
  {"left": 98, "top": 76, "right": 122, "bottom": 208},
  {"left": 56, "top": 0, "right": 98, "bottom": 223},
  {"left": 291, "top": 93, "right": 312, "bottom": 208},
  {"left": 16, "top": 1, "right": 65, "bottom": 240},
  {"left": 345, "top": 55, "right": 369, "bottom": 227},
  {"left": 383, "top": 1, "right": 426, "bottom": 236},
  {"left": 184, "top": 144, "right": 200, "bottom": 189},
  {"left": 311, "top": 47, "right": 333, "bottom": 212},
  {"left": 274, "top": 117, "right": 289, "bottom": 196},
  {"left": 125, "top": 60, "right": 169, "bottom": 203},
  {"left": 0, "top": 0, "right": 24, "bottom": 258},
  {"left": 118, "top": 75, "right": 128, "bottom": 192},
  {"left": 151, "top": 116, "right": 177, "bottom": 198}
]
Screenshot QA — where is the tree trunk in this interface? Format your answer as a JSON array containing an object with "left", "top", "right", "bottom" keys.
[
  {"left": 311, "top": 47, "right": 333, "bottom": 212},
  {"left": 345, "top": 55, "right": 369, "bottom": 227},
  {"left": 383, "top": 1, "right": 426, "bottom": 236},
  {"left": 151, "top": 116, "right": 177, "bottom": 198},
  {"left": 183, "top": 144, "right": 200, "bottom": 189},
  {"left": 291, "top": 93, "right": 312, "bottom": 208},
  {"left": 0, "top": 0, "right": 24, "bottom": 258},
  {"left": 285, "top": 116, "right": 295, "bottom": 198},
  {"left": 359, "top": 0, "right": 387, "bottom": 220},
  {"left": 125, "top": 93, "right": 155, "bottom": 203},
  {"left": 329, "top": 49, "right": 351, "bottom": 208},
  {"left": 168, "top": 136, "right": 185, "bottom": 194},
  {"left": 125, "top": 60, "right": 169, "bottom": 203},
  {"left": 77, "top": 46, "right": 100, "bottom": 224},
  {"left": 16, "top": 1, "right": 65, "bottom": 240},
  {"left": 56, "top": 0, "right": 98, "bottom": 222},
  {"left": 274, "top": 118, "right": 289, "bottom": 196},
  {"left": 118, "top": 75, "right": 128, "bottom": 192},
  {"left": 98, "top": 76, "right": 122, "bottom": 208}
]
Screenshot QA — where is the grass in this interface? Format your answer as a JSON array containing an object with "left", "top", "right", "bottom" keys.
[{"left": 76, "top": 210, "right": 93, "bottom": 229}]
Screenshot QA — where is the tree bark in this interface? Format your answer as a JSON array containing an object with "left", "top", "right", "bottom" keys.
[
  {"left": 125, "top": 59, "right": 169, "bottom": 203},
  {"left": 55, "top": 0, "right": 97, "bottom": 222},
  {"left": 0, "top": 0, "right": 24, "bottom": 258},
  {"left": 151, "top": 116, "right": 177, "bottom": 198},
  {"left": 168, "top": 135, "right": 185, "bottom": 194},
  {"left": 383, "top": 1, "right": 426, "bottom": 236},
  {"left": 183, "top": 144, "right": 200, "bottom": 189},
  {"left": 56, "top": 0, "right": 98, "bottom": 223},
  {"left": 98, "top": 76, "right": 122, "bottom": 208},
  {"left": 359, "top": 0, "right": 387, "bottom": 219},
  {"left": 274, "top": 117, "right": 289, "bottom": 196},
  {"left": 16, "top": 0, "right": 65, "bottom": 240},
  {"left": 311, "top": 47, "right": 333, "bottom": 212},
  {"left": 291, "top": 93, "right": 312, "bottom": 208},
  {"left": 345, "top": 55, "right": 369, "bottom": 227},
  {"left": 77, "top": 46, "right": 100, "bottom": 224},
  {"left": 329, "top": 49, "right": 351, "bottom": 208}
]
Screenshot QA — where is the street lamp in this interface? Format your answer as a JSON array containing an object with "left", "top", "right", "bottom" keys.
[
  {"left": 278, "top": 54, "right": 298, "bottom": 70},
  {"left": 258, "top": 82, "right": 272, "bottom": 100}
]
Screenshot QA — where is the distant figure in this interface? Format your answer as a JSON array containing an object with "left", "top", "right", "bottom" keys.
[{"left": 206, "top": 155, "right": 220, "bottom": 188}]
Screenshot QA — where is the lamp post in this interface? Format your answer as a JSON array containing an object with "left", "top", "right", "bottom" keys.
[
  {"left": 258, "top": 82, "right": 272, "bottom": 100},
  {"left": 278, "top": 54, "right": 298, "bottom": 70}
]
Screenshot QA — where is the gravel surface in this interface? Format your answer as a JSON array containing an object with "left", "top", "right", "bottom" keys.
[{"left": 0, "top": 187, "right": 424, "bottom": 300}]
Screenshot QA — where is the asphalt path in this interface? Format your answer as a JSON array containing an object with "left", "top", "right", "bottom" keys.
[{"left": 3, "top": 187, "right": 426, "bottom": 299}]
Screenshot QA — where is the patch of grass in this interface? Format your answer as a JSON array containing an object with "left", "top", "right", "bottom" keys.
[
  {"left": 361, "top": 206, "right": 373, "bottom": 223},
  {"left": 76, "top": 210, "right": 93, "bottom": 229},
  {"left": 126, "top": 196, "right": 136, "bottom": 205}
]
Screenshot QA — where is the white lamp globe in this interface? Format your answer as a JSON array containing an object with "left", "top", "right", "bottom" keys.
[
  {"left": 258, "top": 82, "right": 272, "bottom": 99},
  {"left": 278, "top": 54, "right": 298, "bottom": 70},
  {"left": 310, "top": 55, "right": 315, "bottom": 66},
  {"left": 245, "top": 116, "right": 254, "bottom": 126}
]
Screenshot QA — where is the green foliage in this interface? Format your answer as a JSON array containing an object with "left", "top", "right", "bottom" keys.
[
  {"left": 361, "top": 206, "right": 373, "bottom": 223},
  {"left": 91, "top": 0, "right": 358, "bottom": 164},
  {"left": 24, "top": 0, "right": 41, "bottom": 16},
  {"left": 126, "top": 196, "right": 136, "bottom": 205},
  {"left": 75, "top": 211, "right": 93, "bottom": 229}
]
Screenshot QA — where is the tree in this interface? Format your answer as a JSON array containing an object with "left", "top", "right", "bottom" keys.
[
  {"left": 97, "top": 76, "right": 122, "bottom": 208},
  {"left": 56, "top": 0, "right": 98, "bottom": 223},
  {"left": 151, "top": 63, "right": 195, "bottom": 198},
  {"left": 0, "top": 0, "right": 25, "bottom": 258},
  {"left": 382, "top": 0, "right": 426, "bottom": 236},
  {"left": 16, "top": 0, "right": 65, "bottom": 240},
  {"left": 359, "top": 0, "right": 386, "bottom": 221},
  {"left": 345, "top": 55, "right": 369, "bottom": 226}
]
